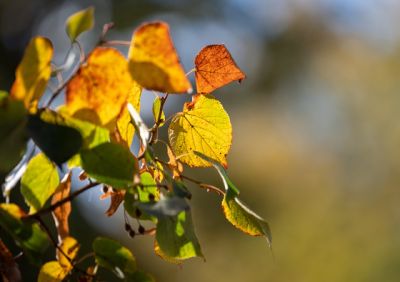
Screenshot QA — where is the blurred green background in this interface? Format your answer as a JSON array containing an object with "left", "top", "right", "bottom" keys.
[{"left": 1, "top": 0, "right": 400, "bottom": 281}]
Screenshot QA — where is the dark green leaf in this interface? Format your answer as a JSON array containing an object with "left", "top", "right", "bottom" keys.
[
  {"left": 156, "top": 211, "right": 203, "bottom": 260},
  {"left": 81, "top": 143, "right": 137, "bottom": 188},
  {"left": 0, "top": 92, "right": 28, "bottom": 172},
  {"left": 92, "top": 237, "right": 136, "bottom": 280},
  {"left": 27, "top": 113, "right": 83, "bottom": 165},
  {"left": 0, "top": 203, "right": 49, "bottom": 265},
  {"left": 21, "top": 153, "right": 60, "bottom": 212}
]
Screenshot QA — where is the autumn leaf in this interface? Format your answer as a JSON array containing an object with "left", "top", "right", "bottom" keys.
[
  {"left": 195, "top": 44, "right": 245, "bottom": 94},
  {"left": 65, "top": 7, "right": 94, "bottom": 42},
  {"left": 114, "top": 80, "right": 141, "bottom": 146},
  {"left": 10, "top": 37, "right": 53, "bottom": 112},
  {"left": 104, "top": 190, "right": 125, "bottom": 217},
  {"left": 51, "top": 172, "right": 72, "bottom": 241},
  {"left": 128, "top": 21, "right": 192, "bottom": 94},
  {"left": 168, "top": 94, "right": 232, "bottom": 168},
  {"left": 66, "top": 47, "right": 134, "bottom": 128},
  {"left": 38, "top": 236, "right": 80, "bottom": 282}
]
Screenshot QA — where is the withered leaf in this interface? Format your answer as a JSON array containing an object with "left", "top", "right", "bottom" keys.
[
  {"left": 104, "top": 190, "right": 125, "bottom": 217},
  {"left": 51, "top": 172, "right": 72, "bottom": 241},
  {"left": 128, "top": 21, "right": 192, "bottom": 94},
  {"left": 195, "top": 44, "right": 245, "bottom": 94}
]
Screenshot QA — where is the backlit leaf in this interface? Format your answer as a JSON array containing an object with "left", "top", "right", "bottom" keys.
[
  {"left": 128, "top": 21, "right": 192, "bottom": 93},
  {"left": 57, "top": 236, "right": 80, "bottom": 269},
  {"left": 51, "top": 172, "right": 72, "bottom": 241},
  {"left": 65, "top": 7, "right": 94, "bottom": 42},
  {"left": 21, "top": 153, "right": 60, "bottom": 212},
  {"left": 155, "top": 211, "right": 203, "bottom": 260},
  {"left": 0, "top": 203, "right": 49, "bottom": 265},
  {"left": 93, "top": 237, "right": 136, "bottom": 279},
  {"left": 66, "top": 47, "right": 134, "bottom": 128},
  {"left": 0, "top": 92, "right": 28, "bottom": 172},
  {"left": 115, "top": 80, "right": 142, "bottom": 146},
  {"left": 38, "top": 261, "right": 68, "bottom": 282},
  {"left": 124, "top": 172, "right": 159, "bottom": 221},
  {"left": 152, "top": 96, "right": 165, "bottom": 127},
  {"left": 222, "top": 192, "right": 272, "bottom": 247},
  {"left": 80, "top": 142, "right": 138, "bottom": 189},
  {"left": 27, "top": 113, "right": 83, "bottom": 165},
  {"left": 168, "top": 94, "right": 232, "bottom": 168},
  {"left": 10, "top": 37, "right": 53, "bottom": 112},
  {"left": 195, "top": 44, "right": 246, "bottom": 94}
]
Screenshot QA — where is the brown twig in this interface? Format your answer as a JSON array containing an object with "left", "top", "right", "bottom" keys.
[{"left": 24, "top": 182, "right": 99, "bottom": 220}]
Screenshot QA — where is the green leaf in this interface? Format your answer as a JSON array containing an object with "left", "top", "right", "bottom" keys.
[
  {"left": 65, "top": 7, "right": 94, "bottom": 42},
  {"left": 93, "top": 237, "right": 136, "bottom": 280},
  {"left": 80, "top": 142, "right": 137, "bottom": 188},
  {"left": 124, "top": 172, "right": 159, "bottom": 221},
  {"left": 0, "top": 203, "right": 49, "bottom": 265},
  {"left": 222, "top": 192, "right": 272, "bottom": 247},
  {"left": 130, "top": 271, "right": 155, "bottom": 282},
  {"left": 168, "top": 94, "right": 232, "bottom": 168},
  {"left": 152, "top": 96, "right": 165, "bottom": 127},
  {"left": 194, "top": 151, "right": 240, "bottom": 196},
  {"left": 0, "top": 92, "right": 28, "bottom": 172},
  {"left": 21, "top": 153, "right": 60, "bottom": 212},
  {"left": 27, "top": 113, "right": 83, "bottom": 165},
  {"left": 156, "top": 211, "right": 203, "bottom": 260}
]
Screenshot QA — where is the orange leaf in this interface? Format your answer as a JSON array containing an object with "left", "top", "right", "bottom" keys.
[
  {"left": 195, "top": 44, "right": 245, "bottom": 94},
  {"left": 10, "top": 37, "right": 53, "bottom": 112},
  {"left": 51, "top": 172, "right": 72, "bottom": 241},
  {"left": 128, "top": 21, "right": 192, "bottom": 94},
  {"left": 66, "top": 47, "right": 134, "bottom": 128}
]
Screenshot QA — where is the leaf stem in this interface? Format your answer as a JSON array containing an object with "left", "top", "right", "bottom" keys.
[{"left": 180, "top": 175, "right": 225, "bottom": 196}]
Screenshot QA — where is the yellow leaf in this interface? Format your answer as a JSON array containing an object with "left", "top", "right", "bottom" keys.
[
  {"left": 66, "top": 47, "right": 134, "bottom": 129},
  {"left": 128, "top": 21, "right": 192, "bottom": 94},
  {"left": 222, "top": 194, "right": 272, "bottom": 247},
  {"left": 38, "top": 261, "right": 68, "bottom": 282},
  {"left": 65, "top": 7, "right": 94, "bottom": 42},
  {"left": 195, "top": 44, "right": 246, "bottom": 94},
  {"left": 115, "top": 80, "right": 141, "bottom": 146},
  {"left": 57, "top": 236, "right": 80, "bottom": 269},
  {"left": 168, "top": 94, "right": 232, "bottom": 167},
  {"left": 10, "top": 37, "right": 53, "bottom": 112}
]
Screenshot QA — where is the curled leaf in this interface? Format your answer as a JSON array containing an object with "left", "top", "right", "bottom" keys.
[
  {"left": 195, "top": 44, "right": 245, "bottom": 94},
  {"left": 51, "top": 172, "right": 72, "bottom": 241},
  {"left": 65, "top": 7, "right": 94, "bottom": 42},
  {"left": 168, "top": 94, "right": 232, "bottom": 168},
  {"left": 10, "top": 37, "right": 53, "bottom": 112},
  {"left": 66, "top": 47, "right": 134, "bottom": 128},
  {"left": 128, "top": 21, "right": 192, "bottom": 93},
  {"left": 104, "top": 190, "right": 125, "bottom": 217},
  {"left": 222, "top": 193, "right": 272, "bottom": 247}
]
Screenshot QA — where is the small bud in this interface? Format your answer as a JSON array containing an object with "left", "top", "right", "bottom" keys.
[
  {"left": 148, "top": 193, "right": 155, "bottom": 201},
  {"left": 129, "top": 230, "right": 136, "bottom": 238},
  {"left": 135, "top": 209, "right": 142, "bottom": 217},
  {"left": 102, "top": 185, "right": 109, "bottom": 193},
  {"left": 125, "top": 223, "right": 131, "bottom": 231},
  {"left": 79, "top": 171, "right": 88, "bottom": 181}
]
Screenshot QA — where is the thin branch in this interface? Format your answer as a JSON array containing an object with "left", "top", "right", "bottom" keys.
[
  {"left": 180, "top": 175, "right": 225, "bottom": 196},
  {"left": 24, "top": 182, "right": 99, "bottom": 219},
  {"left": 101, "top": 40, "right": 131, "bottom": 47}
]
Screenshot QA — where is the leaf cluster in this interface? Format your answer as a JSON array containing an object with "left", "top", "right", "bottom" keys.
[{"left": 0, "top": 7, "right": 271, "bottom": 282}]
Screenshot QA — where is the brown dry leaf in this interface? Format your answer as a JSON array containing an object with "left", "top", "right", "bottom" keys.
[
  {"left": 0, "top": 239, "right": 22, "bottom": 282},
  {"left": 66, "top": 47, "right": 134, "bottom": 129},
  {"left": 128, "top": 21, "right": 192, "bottom": 94},
  {"left": 195, "top": 44, "right": 246, "bottom": 94},
  {"left": 51, "top": 172, "right": 72, "bottom": 241},
  {"left": 10, "top": 36, "right": 53, "bottom": 112},
  {"left": 100, "top": 188, "right": 125, "bottom": 217},
  {"left": 167, "top": 145, "right": 183, "bottom": 179}
]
